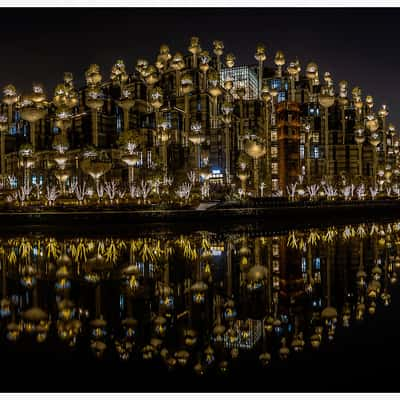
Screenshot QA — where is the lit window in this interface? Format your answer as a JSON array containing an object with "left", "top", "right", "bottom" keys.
[
  {"left": 271, "top": 79, "right": 281, "bottom": 90},
  {"left": 116, "top": 108, "right": 122, "bottom": 132},
  {"left": 278, "top": 92, "right": 286, "bottom": 103},
  {"left": 10, "top": 176, "right": 17, "bottom": 188},
  {"left": 300, "top": 144, "right": 305, "bottom": 159},
  {"left": 272, "top": 162, "right": 278, "bottom": 174}
]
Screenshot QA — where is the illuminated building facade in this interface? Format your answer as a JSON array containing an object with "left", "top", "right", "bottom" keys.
[{"left": 0, "top": 38, "right": 397, "bottom": 202}]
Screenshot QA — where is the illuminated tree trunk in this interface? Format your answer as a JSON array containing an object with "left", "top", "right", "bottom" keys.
[
  {"left": 306, "top": 137, "right": 311, "bottom": 185},
  {"left": 202, "top": 72, "right": 207, "bottom": 93},
  {"left": 162, "top": 141, "right": 168, "bottom": 180},
  {"left": 358, "top": 144, "right": 363, "bottom": 176},
  {"left": 216, "top": 55, "right": 221, "bottom": 75},
  {"left": 184, "top": 94, "right": 190, "bottom": 147},
  {"left": 195, "top": 143, "right": 201, "bottom": 173},
  {"left": 128, "top": 166, "right": 134, "bottom": 187},
  {"left": 326, "top": 245, "right": 332, "bottom": 307},
  {"left": 290, "top": 76, "right": 296, "bottom": 102},
  {"left": 1, "top": 132, "right": 5, "bottom": 175},
  {"left": 254, "top": 158, "right": 260, "bottom": 197},
  {"left": 175, "top": 71, "right": 181, "bottom": 97},
  {"left": 226, "top": 238, "right": 233, "bottom": 297},
  {"left": 254, "top": 237, "right": 261, "bottom": 265},
  {"left": 258, "top": 60, "right": 263, "bottom": 101},
  {"left": 225, "top": 125, "right": 231, "bottom": 184},
  {"left": 239, "top": 100, "right": 244, "bottom": 142},
  {"left": 341, "top": 105, "right": 346, "bottom": 145},
  {"left": 30, "top": 122, "right": 36, "bottom": 152},
  {"left": 92, "top": 110, "right": 98, "bottom": 147},
  {"left": 382, "top": 117, "right": 387, "bottom": 165},
  {"left": 241, "top": 177, "right": 247, "bottom": 193},
  {"left": 124, "top": 109, "right": 130, "bottom": 133}
]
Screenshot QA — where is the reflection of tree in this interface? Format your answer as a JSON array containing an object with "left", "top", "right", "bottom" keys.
[{"left": 0, "top": 222, "right": 397, "bottom": 370}]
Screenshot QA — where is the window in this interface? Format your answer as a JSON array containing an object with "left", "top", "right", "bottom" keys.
[
  {"left": 278, "top": 92, "right": 286, "bottom": 103},
  {"left": 220, "top": 66, "right": 258, "bottom": 99},
  {"left": 10, "top": 176, "right": 17, "bottom": 189},
  {"left": 301, "top": 257, "right": 307, "bottom": 272},
  {"left": 146, "top": 150, "right": 152, "bottom": 168},
  {"left": 300, "top": 144, "right": 305, "bottom": 159},
  {"left": 272, "top": 162, "right": 278, "bottom": 174},
  {"left": 270, "top": 79, "right": 281, "bottom": 90},
  {"left": 271, "top": 146, "right": 278, "bottom": 157},
  {"left": 309, "top": 107, "right": 320, "bottom": 116},
  {"left": 116, "top": 107, "right": 122, "bottom": 133},
  {"left": 313, "top": 146, "right": 320, "bottom": 159}
]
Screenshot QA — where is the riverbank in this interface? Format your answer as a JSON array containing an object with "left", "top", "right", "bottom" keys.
[{"left": 1, "top": 199, "right": 400, "bottom": 235}]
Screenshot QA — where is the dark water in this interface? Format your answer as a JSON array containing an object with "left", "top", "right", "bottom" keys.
[{"left": 0, "top": 221, "right": 399, "bottom": 392}]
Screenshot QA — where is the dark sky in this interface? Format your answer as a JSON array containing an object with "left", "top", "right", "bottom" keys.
[{"left": 0, "top": 7, "right": 399, "bottom": 126}]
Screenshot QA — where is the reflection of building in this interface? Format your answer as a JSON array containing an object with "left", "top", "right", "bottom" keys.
[
  {"left": 220, "top": 65, "right": 258, "bottom": 100},
  {"left": 0, "top": 222, "right": 395, "bottom": 370},
  {"left": 222, "top": 319, "right": 262, "bottom": 349}
]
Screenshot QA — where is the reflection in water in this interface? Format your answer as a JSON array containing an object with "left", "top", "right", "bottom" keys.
[{"left": 0, "top": 222, "right": 398, "bottom": 373}]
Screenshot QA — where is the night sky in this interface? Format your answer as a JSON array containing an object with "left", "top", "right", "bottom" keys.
[{"left": 0, "top": 7, "right": 399, "bottom": 126}]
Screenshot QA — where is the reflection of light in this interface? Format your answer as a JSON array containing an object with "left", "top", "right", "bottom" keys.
[
  {"left": 222, "top": 319, "right": 262, "bottom": 350},
  {"left": 211, "top": 169, "right": 224, "bottom": 179},
  {"left": 211, "top": 250, "right": 222, "bottom": 256}
]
